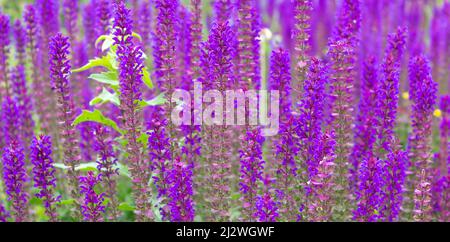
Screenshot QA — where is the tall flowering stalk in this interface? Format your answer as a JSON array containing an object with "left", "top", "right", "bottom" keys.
[
  {"left": 79, "top": 171, "right": 106, "bottom": 222},
  {"left": 307, "top": 131, "right": 336, "bottom": 222},
  {"left": 350, "top": 56, "right": 378, "bottom": 191},
  {"left": 291, "top": 0, "right": 312, "bottom": 106},
  {"left": 24, "top": 5, "right": 46, "bottom": 131},
  {"left": 271, "top": 49, "right": 297, "bottom": 221},
  {"left": 49, "top": 33, "right": 81, "bottom": 211},
  {"left": 407, "top": 54, "right": 438, "bottom": 216},
  {"left": 1, "top": 97, "right": 21, "bottom": 145},
  {"left": 297, "top": 57, "right": 327, "bottom": 179},
  {"left": 83, "top": 3, "right": 97, "bottom": 57},
  {"left": 0, "top": 203, "right": 9, "bottom": 222},
  {"left": 239, "top": 128, "right": 265, "bottom": 221},
  {"left": 12, "top": 65, "right": 35, "bottom": 148},
  {"left": 353, "top": 156, "right": 383, "bottom": 222},
  {"left": 375, "top": 27, "right": 406, "bottom": 157},
  {"left": 93, "top": 126, "right": 119, "bottom": 220},
  {"left": 30, "top": 135, "right": 59, "bottom": 221},
  {"left": 63, "top": 0, "right": 79, "bottom": 43},
  {"left": 138, "top": 1, "right": 152, "bottom": 53},
  {"left": 113, "top": 2, "right": 150, "bottom": 221},
  {"left": 2, "top": 141, "right": 28, "bottom": 222},
  {"left": 201, "top": 22, "right": 235, "bottom": 221},
  {"left": 327, "top": 38, "right": 355, "bottom": 220},
  {"left": 439, "top": 96, "right": 450, "bottom": 177},
  {"left": 236, "top": 0, "right": 260, "bottom": 89},
  {"left": 255, "top": 176, "right": 279, "bottom": 222},
  {"left": 147, "top": 108, "right": 171, "bottom": 217},
  {"left": 381, "top": 146, "right": 407, "bottom": 221},
  {"left": 214, "top": 0, "right": 232, "bottom": 23},
  {"left": 167, "top": 158, "right": 195, "bottom": 222},
  {"left": 0, "top": 13, "right": 10, "bottom": 101},
  {"left": 413, "top": 169, "right": 432, "bottom": 221},
  {"left": 13, "top": 20, "right": 27, "bottom": 67},
  {"left": 96, "top": 0, "right": 112, "bottom": 38}
]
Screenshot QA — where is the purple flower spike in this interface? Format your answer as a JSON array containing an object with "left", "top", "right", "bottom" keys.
[
  {"left": 269, "top": 48, "right": 291, "bottom": 121},
  {"left": 2, "top": 141, "right": 28, "bottom": 222},
  {"left": 0, "top": 203, "right": 9, "bottom": 222},
  {"left": 168, "top": 159, "right": 195, "bottom": 222},
  {"left": 214, "top": 0, "right": 232, "bottom": 23},
  {"left": 0, "top": 13, "right": 10, "bottom": 99},
  {"left": 354, "top": 156, "right": 383, "bottom": 222},
  {"left": 439, "top": 96, "right": 450, "bottom": 177},
  {"left": 49, "top": 33, "right": 81, "bottom": 207},
  {"left": 350, "top": 56, "right": 378, "bottom": 191},
  {"left": 307, "top": 131, "right": 336, "bottom": 222},
  {"left": 381, "top": 146, "right": 407, "bottom": 221},
  {"left": 1, "top": 97, "right": 21, "bottom": 145},
  {"left": 13, "top": 20, "right": 27, "bottom": 67},
  {"left": 30, "top": 135, "right": 59, "bottom": 221},
  {"left": 375, "top": 27, "right": 406, "bottom": 157},
  {"left": 37, "top": 0, "right": 60, "bottom": 36},
  {"left": 255, "top": 176, "right": 279, "bottom": 222},
  {"left": 12, "top": 65, "right": 35, "bottom": 147},
  {"left": 297, "top": 57, "right": 327, "bottom": 179},
  {"left": 236, "top": 0, "right": 260, "bottom": 90},
  {"left": 93, "top": 126, "right": 119, "bottom": 220},
  {"left": 292, "top": 0, "right": 312, "bottom": 103},
  {"left": 113, "top": 1, "right": 150, "bottom": 221},
  {"left": 63, "top": 0, "right": 79, "bottom": 42},
  {"left": 240, "top": 128, "right": 265, "bottom": 221},
  {"left": 413, "top": 169, "right": 432, "bottom": 221},
  {"left": 96, "top": 0, "right": 112, "bottom": 38},
  {"left": 79, "top": 171, "right": 106, "bottom": 222}
]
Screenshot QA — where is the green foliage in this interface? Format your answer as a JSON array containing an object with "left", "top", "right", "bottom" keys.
[
  {"left": 90, "top": 87, "right": 120, "bottom": 106},
  {"left": 73, "top": 109, "right": 124, "bottom": 134}
]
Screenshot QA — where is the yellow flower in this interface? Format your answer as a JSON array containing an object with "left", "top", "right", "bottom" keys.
[
  {"left": 401, "top": 92, "right": 409, "bottom": 100},
  {"left": 434, "top": 109, "right": 442, "bottom": 118}
]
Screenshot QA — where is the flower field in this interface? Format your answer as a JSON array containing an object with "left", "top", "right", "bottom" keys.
[{"left": 0, "top": 0, "right": 449, "bottom": 222}]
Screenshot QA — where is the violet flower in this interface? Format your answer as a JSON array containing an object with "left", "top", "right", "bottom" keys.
[
  {"left": 30, "top": 135, "right": 59, "bottom": 221},
  {"left": 235, "top": 0, "right": 260, "bottom": 90},
  {"left": 138, "top": 1, "right": 152, "bottom": 53},
  {"left": 37, "top": 0, "right": 60, "bottom": 36},
  {"left": 239, "top": 128, "right": 265, "bottom": 221},
  {"left": 0, "top": 13, "right": 10, "bottom": 99},
  {"left": 79, "top": 171, "right": 106, "bottom": 222},
  {"left": 0, "top": 203, "right": 9, "bottom": 222},
  {"left": 375, "top": 27, "right": 406, "bottom": 157},
  {"left": 2, "top": 141, "right": 28, "bottom": 222},
  {"left": 381, "top": 147, "right": 407, "bottom": 222},
  {"left": 1, "top": 97, "right": 21, "bottom": 145},
  {"left": 350, "top": 56, "right": 378, "bottom": 191},
  {"left": 24, "top": 5, "right": 46, "bottom": 132},
  {"left": 439, "top": 96, "right": 450, "bottom": 177},
  {"left": 297, "top": 57, "right": 327, "bottom": 179},
  {"left": 12, "top": 65, "right": 35, "bottom": 148},
  {"left": 13, "top": 20, "right": 27, "bottom": 67},
  {"left": 82, "top": 3, "right": 97, "bottom": 57},
  {"left": 354, "top": 156, "right": 383, "bottom": 222},
  {"left": 190, "top": 0, "right": 203, "bottom": 80},
  {"left": 326, "top": 37, "right": 355, "bottom": 219},
  {"left": 167, "top": 158, "right": 195, "bottom": 222},
  {"left": 413, "top": 169, "right": 432, "bottom": 221},
  {"left": 49, "top": 33, "right": 81, "bottom": 207},
  {"left": 96, "top": 0, "right": 112, "bottom": 39},
  {"left": 307, "top": 131, "right": 336, "bottom": 222},
  {"left": 255, "top": 176, "right": 279, "bottom": 222},
  {"left": 334, "top": 0, "right": 361, "bottom": 42},
  {"left": 292, "top": 0, "right": 312, "bottom": 103},
  {"left": 93, "top": 126, "right": 119, "bottom": 220},
  {"left": 63, "top": 0, "right": 79, "bottom": 43},
  {"left": 214, "top": 0, "right": 232, "bottom": 24},
  {"left": 113, "top": 1, "right": 150, "bottom": 221}
]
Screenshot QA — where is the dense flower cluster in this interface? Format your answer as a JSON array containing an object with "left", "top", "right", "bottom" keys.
[{"left": 0, "top": 0, "right": 448, "bottom": 223}]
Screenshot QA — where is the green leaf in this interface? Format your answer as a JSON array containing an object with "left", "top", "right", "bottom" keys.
[
  {"left": 73, "top": 109, "right": 124, "bottom": 134},
  {"left": 72, "top": 56, "right": 114, "bottom": 72},
  {"left": 90, "top": 87, "right": 120, "bottom": 106},
  {"left": 95, "top": 35, "right": 109, "bottom": 48},
  {"left": 137, "top": 132, "right": 149, "bottom": 148},
  {"left": 142, "top": 68, "right": 153, "bottom": 89},
  {"left": 132, "top": 32, "right": 143, "bottom": 41},
  {"left": 118, "top": 202, "right": 135, "bottom": 212},
  {"left": 137, "top": 92, "right": 166, "bottom": 108},
  {"left": 88, "top": 71, "right": 119, "bottom": 86},
  {"left": 75, "top": 162, "right": 98, "bottom": 172},
  {"left": 58, "top": 199, "right": 75, "bottom": 206},
  {"left": 53, "top": 163, "right": 69, "bottom": 169}
]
